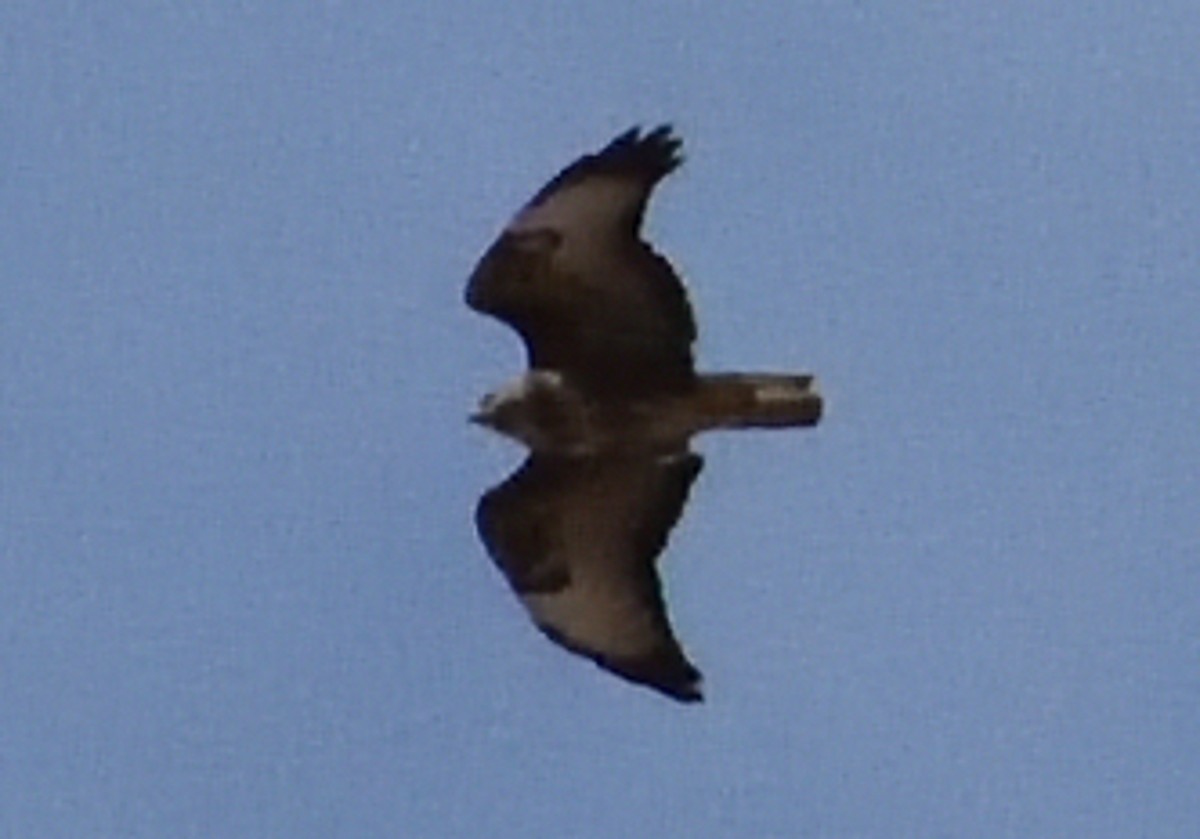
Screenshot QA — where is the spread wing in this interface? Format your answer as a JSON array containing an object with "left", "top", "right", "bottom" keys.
[
  {"left": 465, "top": 126, "right": 697, "bottom": 395},
  {"left": 475, "top": 452, "right": 705, "bottom": 702}
]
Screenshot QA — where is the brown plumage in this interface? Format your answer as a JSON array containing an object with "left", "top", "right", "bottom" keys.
[
  {"left": 467, "top": 126, "right": 822, "bottom": 702},
  {"left": 477, "top": 453, "right": 704, "bottom": 702}
]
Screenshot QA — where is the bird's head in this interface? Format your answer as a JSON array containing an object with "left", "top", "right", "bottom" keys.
[{"left": 470, "top": 371, "right": 573, "bottom": 448}]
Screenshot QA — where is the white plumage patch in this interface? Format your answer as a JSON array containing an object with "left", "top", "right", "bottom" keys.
[
  {"left": 756, "top": 375, "right": 821, "bottom": 404},
  {"left": 523, "top": 570, "right": 661, "bottom": 661},
  {"left": 512, "top": 177, "right": 644, "bottom": 248},
  {"left": 482, "top": 371, "right": 563, "bottom": 411}
]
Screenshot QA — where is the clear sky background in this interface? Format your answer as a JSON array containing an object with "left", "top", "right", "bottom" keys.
[{"left": 3, "top": 3, "right": 1197, "bottom": 837}]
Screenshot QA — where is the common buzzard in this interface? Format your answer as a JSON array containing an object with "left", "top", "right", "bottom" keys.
[{"left": 467, "top": 126, "right": 822, "bottom": 702}]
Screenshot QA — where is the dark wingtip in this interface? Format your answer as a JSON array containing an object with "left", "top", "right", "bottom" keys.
[
  {"left": 666, "top": 676, "right": 705, "bottom": 704},
  {"left": 521, "top": 123, "right": 685, "bottom": 216},
  {"left": 538, "top": 623, "right": 705, "bottom": 704},
  {"left": 601, "top": 646, "right": 704, "bottom": 704},
  {"left": 601, "top": 123, "right": 683, "bottom": 176},
  {"left": 645, "top": 659, "right": 704, "bottom": 703}
]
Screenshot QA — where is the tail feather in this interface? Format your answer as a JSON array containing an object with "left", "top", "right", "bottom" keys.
[{"left": 693, "top": 373, "right": 822, "bottom": 431}]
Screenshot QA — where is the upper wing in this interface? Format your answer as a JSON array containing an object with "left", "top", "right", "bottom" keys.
[
  {"left": 475, "top": 452, "right": 705, "bottom": 703},
  {"left": 465, "top": 126, "right": 697, "bottom": 395}
]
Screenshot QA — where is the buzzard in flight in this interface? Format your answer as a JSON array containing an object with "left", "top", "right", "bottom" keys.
[{"left": 467, "top": 126, "right": 822, "bottom": 702}]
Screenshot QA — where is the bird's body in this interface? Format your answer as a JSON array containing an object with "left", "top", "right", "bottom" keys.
[
  {"left": 474, "top": 369, "right": 821, "bottom": 456},
  {"left": 467, "top": 126, "right": 822, "bottom": 702}
]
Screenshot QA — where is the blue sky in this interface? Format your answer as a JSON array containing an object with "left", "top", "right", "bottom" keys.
[{"left": 3, "top": 2, "right": 1197, "bottom": 836}]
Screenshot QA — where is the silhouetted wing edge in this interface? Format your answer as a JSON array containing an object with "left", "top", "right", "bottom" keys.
[
  {"left": 539, "top": 623, "right": 703, "bottom": 703},
  {"left": 523, "top": 124, "right": 683, "bottom": 234},
  {"left": 475, "top": 453, "right": 706, "bottom": 703}
]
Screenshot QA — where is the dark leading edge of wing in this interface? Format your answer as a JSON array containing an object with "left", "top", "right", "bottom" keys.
[
  {"left": 475, "top": 453, "right": 705, "bottom": 703},
  {"left": 465, "top": 126, "right": 698, "bottom": 396}
]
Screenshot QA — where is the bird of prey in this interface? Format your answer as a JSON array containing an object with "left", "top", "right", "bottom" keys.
[{"left": 467, "top": 125, "right": 822, "bottom": 703}]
